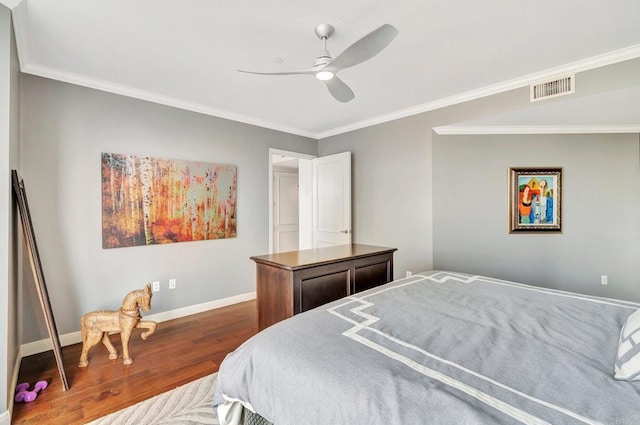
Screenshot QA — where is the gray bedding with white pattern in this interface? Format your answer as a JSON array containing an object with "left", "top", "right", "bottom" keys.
[{"left": 213, "top": 271, "right": 640, "bottom": 425}]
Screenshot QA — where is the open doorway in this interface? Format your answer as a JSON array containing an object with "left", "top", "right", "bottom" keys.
[
  {"left": 268, "top": 149, "right": 315, "bottom": 253},
  {"left": 268, "top": 149, "right": 352, "bottom": 254}
]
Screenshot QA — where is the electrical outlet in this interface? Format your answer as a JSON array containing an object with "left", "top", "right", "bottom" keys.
[
  {"left": 601, "top": 275, "right": 608, "bottom": 285},
  {"left": 406, "top": 271, "right": 413, "bottom": 278},
  {"left": 152, "top": 281, "right": 160, "bottom": 292},
  {"left": 169, "top": 278, "right": 176, "bottom": 289}
]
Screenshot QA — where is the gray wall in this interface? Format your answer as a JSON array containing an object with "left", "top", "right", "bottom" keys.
[
  {"left": 1, "top": 4, "right": 20, "bottom": 419},
  {"left": 12, "top": 28, "right": 640, "bottom": 354},
  {"left": 320, "top": 86, "right": 640, "bottom": 302},
  {"left": 318, "top": 114, "right": 435, "bottom": 278},
  {"left": 318, "top": 85, "right": 538, "bottom": 279},
  {"left": 20, "top": 75, "right": 316, "bottom": 341},
  {"left": 433, "top": 133, "right": 640, "bottom": 301}
]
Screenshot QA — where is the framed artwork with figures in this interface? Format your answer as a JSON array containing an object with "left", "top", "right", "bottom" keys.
[{"left": 509, "top": 167, "right": 562, "bottom": 233}]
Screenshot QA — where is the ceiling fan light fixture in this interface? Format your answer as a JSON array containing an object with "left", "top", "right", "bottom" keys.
[{"left": 316, "top": 70, "right": 334, "bottom": 81}]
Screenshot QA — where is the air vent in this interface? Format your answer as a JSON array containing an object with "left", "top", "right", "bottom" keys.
[{"left": 530, "top": 74, "right": 575, "bottom": 102}]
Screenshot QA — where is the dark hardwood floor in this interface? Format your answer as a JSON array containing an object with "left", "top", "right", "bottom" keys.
[{"left": 11, "top": 300, "right": 258, "bottom": 425}]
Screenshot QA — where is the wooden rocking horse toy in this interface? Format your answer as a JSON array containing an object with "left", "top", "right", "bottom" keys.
[{"left": 78, "top": 283, "right": 157, "bottom": 367}]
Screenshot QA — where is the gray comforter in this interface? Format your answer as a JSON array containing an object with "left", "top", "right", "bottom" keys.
[{"left": 213, "top": 271, "right": 640, "bottom": 424}]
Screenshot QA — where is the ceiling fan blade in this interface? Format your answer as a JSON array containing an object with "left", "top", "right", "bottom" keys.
[
  {"left": 237, "top": 69, "right": 315, "bottom": 76},
  {"left": 329, "top": 24, "right": 398, "bottom": 71},
  {"left": 324, "top": 76, "right": 355, "bottom": 103}
]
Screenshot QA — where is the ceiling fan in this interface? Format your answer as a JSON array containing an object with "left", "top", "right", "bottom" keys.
[{"left": 237, "top": 23, "right": 399, "bottom": 103}]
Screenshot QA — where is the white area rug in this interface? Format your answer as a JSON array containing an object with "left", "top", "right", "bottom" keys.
[{"left": 88, "top": 373, "right": 219, "bottom": 425}]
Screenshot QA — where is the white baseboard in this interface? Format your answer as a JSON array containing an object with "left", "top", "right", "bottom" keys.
[
  {"left": 7, "top": 345, "right": 23, "bottom": 418},
  {"left": 0, "top": 410, "right": 10, "bottom": 425},
  {"left": 20, "top": 331, "right": 82, "bottom": 358},
  {"left": 143, "top": 291, "right": 256, "bottom": 323},
  {"left": 20, "top": 292, "right": 256, "bottom": 357}
]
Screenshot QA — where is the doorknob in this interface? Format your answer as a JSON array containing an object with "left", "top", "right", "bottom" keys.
[{"left": 340, "top": 229, "right": 351, "bottom": 234}]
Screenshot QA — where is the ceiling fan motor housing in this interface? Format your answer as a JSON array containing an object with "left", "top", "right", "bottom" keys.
[
  {"left": 313, "top": 54, "right": 332, "bottom": 69},
  {"left": 313, "top": 24, "right": 335, "bottom": 68},
  {"left": 314, "top": 24, "right": 335, "bottom": 40}
]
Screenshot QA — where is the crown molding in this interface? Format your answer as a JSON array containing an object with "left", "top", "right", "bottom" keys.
[
  {"left": 12, "top": 8, "right": 640, "bottom": 142},
  {"left": 433, "top": 125, "right": 640, "bottom": 135},
  {"left": 317, "top": 43, "right": 640, "bottom": 139},
  {"left": 21, "top": 62, "right": 318, "bottom": 139},
  {"left": 10, "top": 0, "right": 28, "bottom": 69},
  {"left": 0, "top": 0, "right": 23, "bottom": 9},
  {"left": 18, "top": 42, "right": 640, "bottom": 141}
]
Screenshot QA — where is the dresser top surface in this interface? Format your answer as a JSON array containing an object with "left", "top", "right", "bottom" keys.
[{"left": 250, "top": 244, "right": 397, "bottom": 270}]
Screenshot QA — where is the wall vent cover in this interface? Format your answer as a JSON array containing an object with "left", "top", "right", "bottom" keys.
[{"left": 530, "top": 73, "right": 575, "bottom": 102}]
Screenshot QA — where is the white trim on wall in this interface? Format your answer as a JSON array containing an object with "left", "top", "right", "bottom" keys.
[
  {"left": 21, "top": 63, "right": 318, "bottom": 139},
  {"left": 7, "top": 0, "right": 640, "bottom": 143},
  {"left": 316, "top": 44, "right": 640, "bottom": 139},
  {"left": 0, "top": 0, "right": 23, "bottom": 9},
  {"left": 20, "top": 291, "right": 256, "bottom": 357},
  {"left": 7, "top": 0, "right": 27, "bottom": 69},
  {"left": 7, "top": 345, "right": 22, "bottom": 419},
  {"left": 24, "top": 44, "right": 640, "bottom": 140},
  {"left": 0, "top": 409, "right": 10, "bottom": 425},
  {"left": 433, "top": 124, "right": 640, "bottom": 135}
]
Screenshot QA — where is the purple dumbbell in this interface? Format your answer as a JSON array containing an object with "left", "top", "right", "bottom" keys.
[
  {"left": 14, "top": 382, "right": 29, "bottom": 402},
  {"left": 15, "top": 380, "right": 48, "bottom": 403}
]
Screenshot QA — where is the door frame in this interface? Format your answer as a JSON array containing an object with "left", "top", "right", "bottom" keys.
[{"left": 268, "top": 148, "right": 316, "bottom": 254}]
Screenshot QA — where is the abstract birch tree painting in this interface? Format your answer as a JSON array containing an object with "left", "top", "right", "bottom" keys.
[{"left": 101, "top": 153, "right": 237, "bottom": 248}]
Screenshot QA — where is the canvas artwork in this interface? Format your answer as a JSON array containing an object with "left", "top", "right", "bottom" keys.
[
  {"left": 102, "top": 153, "right": 237, "bottom": 248},
  {"left": 509, "top": 167, "right": 562, "bottom": 233}
]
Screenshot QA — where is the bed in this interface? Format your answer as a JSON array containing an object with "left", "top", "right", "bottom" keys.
[{"left": 213, "top": 271, "right": 640, "bottom": 425}]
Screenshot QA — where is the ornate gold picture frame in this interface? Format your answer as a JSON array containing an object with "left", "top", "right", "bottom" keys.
[{"left": 509, "top": 167, "right": 562, "bottom": 233}]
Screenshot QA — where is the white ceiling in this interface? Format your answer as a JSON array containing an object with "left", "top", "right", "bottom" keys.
[{"left": 4, "top": 0, "right": 640, "bottom": 138}]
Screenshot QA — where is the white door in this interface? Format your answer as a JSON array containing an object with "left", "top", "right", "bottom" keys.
[
  {"left": 312, "top": 152, "right": 352, "bottom": 248},
  {"left": 273, "top": 171, "right": 299, "bottom": 253}
]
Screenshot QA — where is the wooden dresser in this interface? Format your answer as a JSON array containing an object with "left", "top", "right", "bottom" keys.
[{"left": 251, "top": 244, "right": 397, "bottom": 330}]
